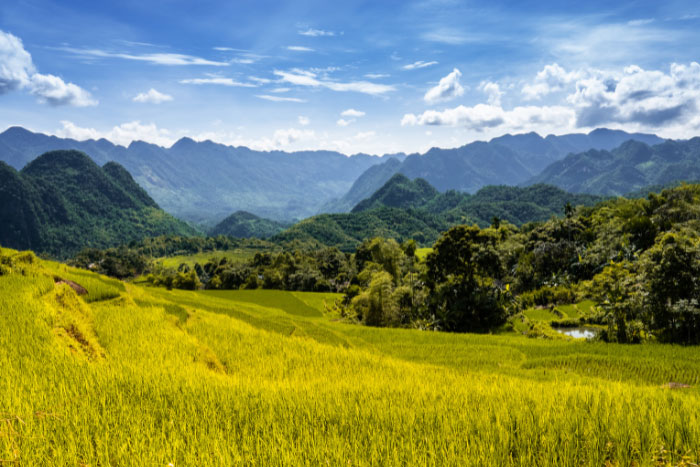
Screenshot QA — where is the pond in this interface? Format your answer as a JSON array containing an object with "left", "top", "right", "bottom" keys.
[{"left": 556, "top": 327, "right": 600, "bottom": 339}]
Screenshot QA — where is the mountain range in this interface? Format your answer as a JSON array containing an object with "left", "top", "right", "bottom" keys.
[
  {"left": 527, "top": 138, "right": 700, "bottom": 195},
  {"left": 273, "top": 174, "right": 603, "bottom": 251},
  {"left": 0, "top": 127, "right": 664, "bottom": 225},
  {"left": 0, "top": 150, "right": 194, "bottom": 258},
  {"left": 324, "top": 128, "right": 665, "bottom": 212},
  {"left": 0, "top": 126, "right": 387, "bottom": 224}
]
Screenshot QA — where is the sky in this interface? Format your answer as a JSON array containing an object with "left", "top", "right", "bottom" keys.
[{"left": 1, "top": 0, "right": 700, "bottom": 155}]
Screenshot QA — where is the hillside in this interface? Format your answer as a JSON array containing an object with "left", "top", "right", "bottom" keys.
[
  {"left": 0, "top": 150, "right": 195, "bottom": 257},
  {"left": 527, "top": 138, "right": 700, "bottom": 195},
  {"left": 273, "top": 176, "right": 602, "bottom": 250},
  {"left": 1, "top": 247, "right": 699, "bottom": 464},
  {"left": 209, "top": 211, "right": 287, "bottom": 239},
  {"left": 0, "top": 127, "right": 386, "bottom": 223},
  {"left": 327, "top": 129, "right": 664, "bottom": 212}
]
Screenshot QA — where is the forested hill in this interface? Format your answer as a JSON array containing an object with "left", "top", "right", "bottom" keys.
[
  {"left": 272, "top": 176, "right": 603, "bottom": 250},
  {"left": 0, "top": 126, "right": 388, "bottom": 224},
  {"left": 0, "top": 150, "right": 195, "bottom": 258},
  {"left": 527, "top": 138, "right": 700, "bottom": 195},
  {"left": 209, "top": 211, "right": 287, "bottom": 239},
  {"left": 324, "top": 128, "right": 663, "bottom": 212}
]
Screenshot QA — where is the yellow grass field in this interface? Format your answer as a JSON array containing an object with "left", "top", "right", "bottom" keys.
[{"left": 1, "top": 247, "right": 699, "bottom": 465}]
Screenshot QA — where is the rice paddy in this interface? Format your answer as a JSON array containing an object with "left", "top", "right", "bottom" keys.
[{"left": 1, "top": 247, "right": 699, "bottom": 465}]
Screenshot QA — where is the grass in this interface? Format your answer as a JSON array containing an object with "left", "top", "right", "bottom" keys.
[
  {"left": 1, "top": 247, "right": 700, "bottom": 465},
  {"left": 415, "top": 247, "right": 433, "bottom": 261},
  {"left": 156, "top": 248, "right": 258, "bottom": 269}
]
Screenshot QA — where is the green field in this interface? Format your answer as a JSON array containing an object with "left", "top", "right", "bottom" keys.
[
  {"left": 155, "top": 248, "right": 260, "bottom": 269},
  {"left": 1, "top": 248, "right": 700, "bottom": 465}
]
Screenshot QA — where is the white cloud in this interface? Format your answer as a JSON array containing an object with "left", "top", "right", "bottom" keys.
[
  {"left": 355, "top": 131, "right": 376, "bottom": 140},
  {"left": 402, "top": 60, "right": 438, "bottom": 70},
  {"left": 628, "top": 18, "right": 654, "bottom": 26},
  {"left": 179, "top": 77, "right": 257, "bottom": 87},
  {"left": 0, "top": 30, "right": 96, "bottom": 106},
  {"left": 249, "top": 76, "right": 272, "bottom": 84},
  {"left": 133, "top": 88, "right": 173, "bottom": 104},
  {"left": 273, "top": 128, "right": 315, "bottom": 146},
  {"left": 424, "top": 68, "right": 464, "bottom": 104},
  {"left": 274, "top": 70, "right": 395, "bottom": 95},
  {"left": 287, "top": 46, "right": 314, "bottom": 52},
  {"left": 478, "top": 81, "right": 504, "bottom": 106},
  {"left": 299, "top": 28, "right": 336, "bottom": 37},
  {"left": 298, "top": 116, "right": 310, "bottom": 126},
  {"left": 403, "top": 62, "right": 700, "bottom": 138},
  {"left": 522, "top": 63, "right": 581, "bottom": 100},
  {"left": 256, "top": 94, "right": 306, "bottom": 103},
  {"left": 336, "top": 118, "right": 351, "bottom": 127},
  {"left": 270, "top": 87, "right": 290, "bottom": 93},
  {"left": 59, "top": 47, "right": 228, "bottom": 66},
  {"left": 341, "top": 108, "right": 365, "bottom": 117},
  {"left": 56, "top": 120, "right": 174, "bottom": 147},
  {"left": 401, "top": 104, "right": 575, "bottom": 132},
  {"left": 365, "top": 73, "right": 389, "bottom": 79}
]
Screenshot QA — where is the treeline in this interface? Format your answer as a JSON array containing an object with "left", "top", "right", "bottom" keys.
[{"left": 71, "top": 184, "right": 700, "bottom": 344}]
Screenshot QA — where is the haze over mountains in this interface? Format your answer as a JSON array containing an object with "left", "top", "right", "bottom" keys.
[
  {"left": 0, "top": 127, "right": 667, "bottom": 225},
  {"left": 0, "top": 126, "right": 386, "bottom": 224},
  {"left": 325, "top": 129, "right": 665, "bottom": 212}
]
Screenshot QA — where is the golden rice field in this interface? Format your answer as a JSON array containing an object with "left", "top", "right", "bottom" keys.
[{"left": 1, "top": 247, "right": 699, "bottom": 465}]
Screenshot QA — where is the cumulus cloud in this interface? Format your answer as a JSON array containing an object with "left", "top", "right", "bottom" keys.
[
  {"left": 341, "top": 108, "right": 365, "bottom": 117},
  {"left": 298, "top": 116, "right": 310, "bottom": 126},
  {"left": 133, "top": 88, "right": 173, "bottom": 104},
  {"left": 336, "top": 118, "right": 351, "bottom": 127},
  {"left": 274, "top": 70, "right": 395, "bottom": 95},
  {"left": 403, "top": 62, "right": 700, "bottom": 137},
  {"left": 402, "top": 60, "right": 438, "bottom": 70},
  {"left": 179, "top": 77, "right": 257, "bottom": 87},
  {"left": 522, "top": 63, "right": 581, "bottom": 100},
  {"left": 479, "top": 81, "right": 503, "bottom": 106},
  {"left": 56, "top": 120, "right": 174, "bottom": 147},
  {"left": 424, "top": 68, "right": 464, "bottom": 104},
  {"left": 401, "top": 104, "right": 575, "bottom": 131},
  {"left": 0, "top": 30, "right": 96, "bottom": 106}
]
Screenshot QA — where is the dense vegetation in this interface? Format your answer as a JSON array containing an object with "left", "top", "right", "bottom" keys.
[
  {"left": 275, "top": 175, "right": 602, "bottom": 250},
  {"left": 128, "top": 183, "right": 700, "bottom": 344},
  {"left": 529, "top": 138, "right": 700, "bottom": 195},
  {"left": 0, "top": 150, "right": 195, "bottom": 258},
  {"left": 209, "top": 210, "right": 287, "bottom": 238},
  {"left": 1, "top": 247, "right": 699, "bottom": 464}
]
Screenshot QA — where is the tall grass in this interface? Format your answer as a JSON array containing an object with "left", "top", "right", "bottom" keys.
[{"left": 1, "top": 250, "right": 699, "bottom": 465}]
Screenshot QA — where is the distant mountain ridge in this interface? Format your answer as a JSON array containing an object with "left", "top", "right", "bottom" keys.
[
  {"left": 527, "top": 138, "right": 700, "bottom": 195},
  {"left": 0, "top": 126, "right": 390, "bottom": 223},
  {"left": 0, "top": 150, "right": 195, "bottom": 258},
  {"left": 326, "top": 129, "right": 664, "bottom": 212},
  {"left": 209, "top": 211, "right": 287, "bottom": 239},
  {"left": 274, "top": 175, "right": 603, "bottom": 251}
]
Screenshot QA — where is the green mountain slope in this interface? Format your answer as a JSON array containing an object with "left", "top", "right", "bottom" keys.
[
  {"left": 0, "top": 150, "right": 196, "bottom": 257},
  {"left": 273, "top": 176, "right": 602, "bottom": 250},
  {"left": 0, "top": 127, "right": 386, "bottom": 223},
  {"left": 527, "top": 138, "right": 700, "bottom": 195},
  {"left": 209, "top": 211, "right": 287, "bottom": 239}
]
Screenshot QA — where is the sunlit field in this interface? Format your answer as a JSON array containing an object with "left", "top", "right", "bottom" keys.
[{"left": 1, "top": 247, "right": 699, "bottom": 465}]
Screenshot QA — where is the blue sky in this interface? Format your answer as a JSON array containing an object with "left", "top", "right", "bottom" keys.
[{"left": 1, "top": 0, "right": 700, "bottom": 154}]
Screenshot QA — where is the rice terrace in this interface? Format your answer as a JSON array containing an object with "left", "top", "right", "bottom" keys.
[{"left": 3, "top": 0, "right": 700, "bottom": 465}]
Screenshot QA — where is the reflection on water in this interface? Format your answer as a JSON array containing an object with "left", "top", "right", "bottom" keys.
[{"left": 556, "top": 327, "right": 599, "bottom": 339}]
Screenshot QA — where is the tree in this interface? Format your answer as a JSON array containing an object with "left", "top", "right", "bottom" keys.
[{"left": 426, "top": 225, "right": 506, "bottom": 332}]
